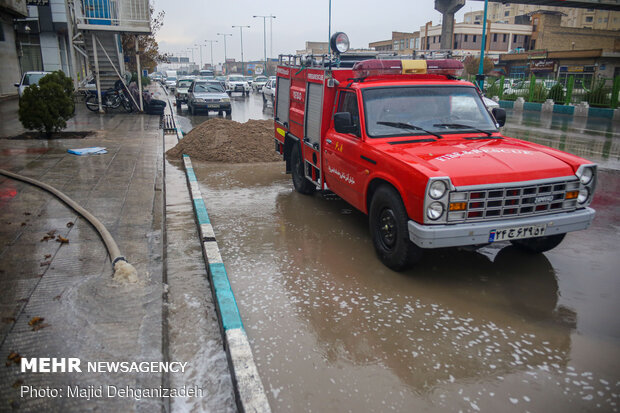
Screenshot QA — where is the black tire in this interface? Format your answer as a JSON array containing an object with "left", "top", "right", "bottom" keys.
[
  {"left": 188, "top": 103, "right": 194, "bottom": 115},
  {"left": 122, "top": 98, "right": 133, "bottom": 113},
  {"left": 291, "top": 144, "right": 315, "bottom": 195},
  {"left": 510, "top": 233, "right": 566, "bottom": 253},
  {"left": 225, "top": 109, "right": 231, "bottom": 116},
  {"left": 85, "top": 94, "right": 100, "bottom": 112},
  {"left": 176, "top": 99, "right": 181, "bottom": 108},
  {"left": 369, "top": 185, "right": 422, "bottom": 271}
]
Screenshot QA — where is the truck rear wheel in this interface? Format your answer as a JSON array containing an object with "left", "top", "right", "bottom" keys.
[
  {"left": 369, "top": 185, "right": 422, "bottom": 271},
  {"left": 510, "top": 233, "right": 565, "bottom": 253},
  {"left": 291, "top": 144, "right": 315, "bottom": 195}
]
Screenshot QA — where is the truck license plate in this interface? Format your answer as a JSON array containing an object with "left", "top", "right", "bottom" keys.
[{"left": 489, "top": 224, "right": 547, "bottom": 242}]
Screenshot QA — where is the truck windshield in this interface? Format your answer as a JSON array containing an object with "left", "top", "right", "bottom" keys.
[{"left": 362, "top": 86, "right": 498, "bottom": 138}]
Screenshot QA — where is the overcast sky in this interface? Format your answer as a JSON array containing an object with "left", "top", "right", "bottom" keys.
[{"left": 153, "top": 0, "right": 485, "bottom": 66}]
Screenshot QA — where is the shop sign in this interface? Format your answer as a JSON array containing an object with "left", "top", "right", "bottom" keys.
[{"left": 530, "top": 60, "right": 555, "bottom": 72}]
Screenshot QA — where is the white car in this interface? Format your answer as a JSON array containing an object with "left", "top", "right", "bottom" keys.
[
  {"left": 225, "top": 75, "right": 250, "bottom": 96},
  {"left": 165, "top": 76, "right": 177, "bottom": 92},
  {"left": 252, "top": 75, "right": 268, "bottom": 92},
  {"left": 14, "top": 71, "right": 51, "bottom": 98},
  {"left": 261, "top": 78, "right": 276, "bottom": 104}
]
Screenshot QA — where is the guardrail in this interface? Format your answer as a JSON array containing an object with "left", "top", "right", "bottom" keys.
[
  {"left": 476, "top": 74, "right": 620, "bottom": 109},
  {"left": 75, "top": 0, "right": 151, "bottom": 33}
]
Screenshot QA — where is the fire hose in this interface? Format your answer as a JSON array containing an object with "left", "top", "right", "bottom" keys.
[{"left": 0, "top": 168, "right": 138, "bottom": 283}]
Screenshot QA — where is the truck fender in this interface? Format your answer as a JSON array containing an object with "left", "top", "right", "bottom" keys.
[
  {"left": 283, "top": 134, "right": 300, "bottom": 174},
  {"left": 365, "top": 173, "right": 423, "bottom": 221},
  {"left": 365, "top": 175, "right": 408, "bottom": 215}
]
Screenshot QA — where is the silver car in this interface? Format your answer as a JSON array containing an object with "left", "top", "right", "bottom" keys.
[
  {"left": 175, "top": 78, "right": 194, "bottom": 107},
  {"left": 187, "top": 81, "right": 231, "bottom": 116}
]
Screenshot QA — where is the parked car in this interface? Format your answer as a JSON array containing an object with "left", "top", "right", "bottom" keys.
[
  {"left": 187, "top": 80, "right": 231, "bottom": 116},
  {"left": 225, "top": 75, "right": 250, "bottom": 96},
  {"left": 14, "top": 71, "right": 51, "bottom": 98},
  {"left": 252, "top": 75, "right": 268, "bottom": 92},
  {"left": 175, "top": 78, "right": 194, "bottom": 107},
  {"left": 262, "top": 78, "right": 276, "bottom": 104}
]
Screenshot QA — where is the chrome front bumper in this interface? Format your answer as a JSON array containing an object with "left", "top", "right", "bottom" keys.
[{"left": 408, "top": 207, "right": 595, "bottom": 248}]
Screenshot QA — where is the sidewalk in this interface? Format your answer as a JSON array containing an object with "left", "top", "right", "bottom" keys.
[{"left": 0, "top": 97, "right": 166, "bottom": 411}]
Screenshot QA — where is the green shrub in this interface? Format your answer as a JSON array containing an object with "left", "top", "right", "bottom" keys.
[
  {"left": 130, "top": 72, "right": 151, "bottom": 86},
  {"left": 485, "top": 78, "right": 504, "bottom": 98},
  {"left": 18, "top": 71, "right": 74, "bottom": 138},
  {"left": 530, "top": 83, "right": 548, "bottom": 103},
  {"left": 585, "top": 80, "right": 611, "bottom": 108},
  {"left": 503, "top": 93, "right": 518, "bottom": 101},
  {"left": 548, "top": 83, "right": 565, "bottom": 104}
]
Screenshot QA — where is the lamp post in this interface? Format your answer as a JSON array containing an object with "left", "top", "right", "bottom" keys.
[
  {"left": 205, "top": 40, "right": 218, "bottom": 69},
  {"left": 232, "top": 25, "right": 250, "bottom": 75},
  {"left": 194, "top": 43, "right": 204, "bottom": 69},
  {"left": 477, "top": 0, "right": 489, "bottom": 91},
  {"left": 253, "top": 15, "right": 275, "bottom": 75},
  {"left": 217, "top": 32, "right": 232, "bottom": 74}
]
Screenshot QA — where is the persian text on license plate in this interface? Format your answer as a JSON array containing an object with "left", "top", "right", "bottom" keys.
[
  {"left": 489, "top": 224, "right": 546, "bottom": 242},
  {"left": 207, "top": 104, "right": 220, "bottom": 108}
]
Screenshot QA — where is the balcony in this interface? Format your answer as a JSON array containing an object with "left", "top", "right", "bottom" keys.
[{"left": 75, "top": 0, "right": 151, "bottom": 33}]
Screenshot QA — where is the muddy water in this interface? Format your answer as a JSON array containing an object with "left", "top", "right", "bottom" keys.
[{"left": 191, "top": 158, "right": 619, "bottom": 412}]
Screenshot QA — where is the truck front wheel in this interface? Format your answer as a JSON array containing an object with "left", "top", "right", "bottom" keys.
[
  {"left": 510, "top": 233, "right": 565, "bottom": 253},
  {"left": 369, "top": 186, "right": 422, "bottom": 271},
  {"left": 291, "top": 145, "right": 315, "bottom": 195}
]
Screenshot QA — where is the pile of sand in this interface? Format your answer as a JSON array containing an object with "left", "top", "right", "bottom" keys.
[{"left": 166, "top": 118, "right": 283, "bottom": 163}]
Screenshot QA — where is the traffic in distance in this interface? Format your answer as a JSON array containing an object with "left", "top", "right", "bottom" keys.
[
  {"left": 271, "top": 33, "right": 596, "bottom": 271},
  {"left": 151, "top": 69, "right": 277, "bottom": 116}
]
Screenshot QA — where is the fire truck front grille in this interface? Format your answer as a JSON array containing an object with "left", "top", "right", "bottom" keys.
[{"left": 447, "top": 179, "right": 581, "bottom": 222}]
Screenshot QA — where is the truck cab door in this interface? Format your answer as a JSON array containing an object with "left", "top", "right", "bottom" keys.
[{"left": 323, "top": 90, "right": 367, "bottom": 211}]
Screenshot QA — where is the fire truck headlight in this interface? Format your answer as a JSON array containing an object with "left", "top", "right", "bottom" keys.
[
  {"left": 576, "top": 164, "right": 596, "bottom": 185},
  {"left": 577, "top": 188, "right": 589, "bottom": 204},
  {"left": 429, "top": 181, "right": 447, "bottom": 199},
  {"left": 427, "top": 202, "right": 444, "bottom": 220}
]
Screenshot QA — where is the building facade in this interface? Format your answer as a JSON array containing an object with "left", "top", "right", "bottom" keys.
[{"left": 0, "top": 0, "right": 28, "bottom": 97}]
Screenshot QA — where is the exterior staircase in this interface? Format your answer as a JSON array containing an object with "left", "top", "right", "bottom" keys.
[{"left": 83, "top": 32, "right": 123, "bottom": 90}]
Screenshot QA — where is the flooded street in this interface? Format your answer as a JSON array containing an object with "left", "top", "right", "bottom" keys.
[{"left": 172, "top": 93, "right": 620, "bottom": 412}]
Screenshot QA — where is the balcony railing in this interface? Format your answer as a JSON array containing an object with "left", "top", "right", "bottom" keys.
[{"left": 75, "top": 0, "right": 151, "bottom": 33}]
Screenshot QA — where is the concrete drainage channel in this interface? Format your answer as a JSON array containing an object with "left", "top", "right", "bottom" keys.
[{"left": 164, "top": 100, "right": 271, "bottom": 413}]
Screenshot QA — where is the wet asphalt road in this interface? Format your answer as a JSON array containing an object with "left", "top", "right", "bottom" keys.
[{"left": 172, "top": 91, "right": 620, "bottom": 412}]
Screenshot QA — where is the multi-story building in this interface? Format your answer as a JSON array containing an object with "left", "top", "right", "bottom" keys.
[
  {"left": 482, "top": 3, "right": 620, "bottom": 31},
  {"left": 0, "top": 0, "right": 28, "bottom": 97},
  {"left": 369, "top": 31, "right": 420, "bottom": 54}
]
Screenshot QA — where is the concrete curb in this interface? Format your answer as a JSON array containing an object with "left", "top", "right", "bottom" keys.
[{"left": 168, "top": 102, "right": 271, "bottom": 413}]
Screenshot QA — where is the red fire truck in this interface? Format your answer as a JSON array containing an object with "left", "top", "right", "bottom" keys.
[{"left": 272, "top": 33, "right": 596, "bottom": 271}]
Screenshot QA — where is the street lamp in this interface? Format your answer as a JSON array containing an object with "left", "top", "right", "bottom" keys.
[
  {"left": 253, "top": 15, "right": 275, "bottom": 75},
  {"left": 217, "top": 32, "right": 232, "bottom": 74},
  {"left": 232, "top": 25, "right": 250, "bottom": 75},
  {"left": 194, "top": 43, "right": 204, "bottom": 69},
  {"left": 205, "top": 40, "right": 218, "bottom": 69}
]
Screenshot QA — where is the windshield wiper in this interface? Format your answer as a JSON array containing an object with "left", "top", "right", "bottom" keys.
[
  {"left": 377, "top": 121, "right": 443, "bottom": 139},
  {"left": 432, "top": 123, "right": 494, "bottom": 137}
]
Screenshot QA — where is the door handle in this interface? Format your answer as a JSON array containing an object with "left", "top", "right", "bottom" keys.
[{"left": 326, "top": 139, "right": 332, "bottom": 144}]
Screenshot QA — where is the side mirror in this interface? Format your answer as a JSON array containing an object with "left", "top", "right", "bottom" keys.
[
  {"left": 492, "top": 107, "right": 506, "bottom": 127},
  {"left": 334, "top": 112, "right": 358, "bottom": 135},
  {"left": 14, "top": 83, "right": 20, "bottom": 87}
]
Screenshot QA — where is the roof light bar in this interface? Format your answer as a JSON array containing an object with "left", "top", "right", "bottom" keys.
[{"left": 352, "top": 59, "right": 464, "bottom": 78}]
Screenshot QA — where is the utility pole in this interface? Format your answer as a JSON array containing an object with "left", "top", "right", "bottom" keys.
[
  {"left": 232, "top": 25, "right": 250, "bottom": 75},
  {"left": 194, "top": 43, "right": 203, "bottom": 69},
  {"left": 217, "top": 32, "right": 232, "bottom": 74},
  {"left": 477, "top": 0, "right": 489, "bottom": 91},
  {"left": 205, "top": 40, "right": 218, "bottom": 69},
  {"left": 253, "top": 15, "right": 275, "bottom": 75}
]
